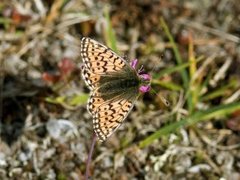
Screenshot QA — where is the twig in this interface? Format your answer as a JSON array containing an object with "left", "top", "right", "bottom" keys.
[
  {"left": 224, "top": 88, "right": 240, "bottom": 104},
  {"left": 210, "top": 57, "right": 232, "bottom": 87}
]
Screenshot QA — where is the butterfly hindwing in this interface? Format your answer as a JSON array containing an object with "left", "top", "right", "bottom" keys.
[
  {"left": 92, "top": 95, "right": 137, "bottom": 141},
  {"left": 87, "top": 90, "right": 104, "bottom": 115}
]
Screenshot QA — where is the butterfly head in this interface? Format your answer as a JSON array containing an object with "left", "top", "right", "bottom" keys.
[{"left": 130, "top": 59, "right": 151, "bottom": 93}]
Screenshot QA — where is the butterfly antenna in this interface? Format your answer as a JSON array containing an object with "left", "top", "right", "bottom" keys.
[
  {"left": 146, "top": 53, "right": 170, "bottom": 106},
  {"left": 148, "top": 53, "right": 164, "bottom": 75},
  {"left": 138, "top": 65, "right": 144, "bottom": 74},
  {"left": 149, "top": 65, "right": 158, "bottom": 75},
  {"left": 150, "top": 88, "right": 170, "bottom": 107},
  {"left": 85, "top": 134, "right": 97, "bottom": 180}
]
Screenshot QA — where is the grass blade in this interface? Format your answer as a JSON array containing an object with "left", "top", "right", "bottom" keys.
[
  {"left": 139, "top": 102, "right": 240, "bottom": 148},
  {"left": 160, "top": 17, "right": 189, "bottom": 89},
  {"left": 103, "top": 6, "right": 118, "bottom": 52}
]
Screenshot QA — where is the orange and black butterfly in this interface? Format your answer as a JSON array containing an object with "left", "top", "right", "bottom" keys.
[{"left": 81, "top": 37, "right": 151, "bottom": 141}]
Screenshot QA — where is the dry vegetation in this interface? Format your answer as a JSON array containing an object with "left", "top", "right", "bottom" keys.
[{"left": 0, "top": 0, "right": 240, "bottom": 179}]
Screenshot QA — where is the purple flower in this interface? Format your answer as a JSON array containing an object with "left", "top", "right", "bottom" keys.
[
  {"left": 130, "top": 58, "right": 151, "bottom": 93},
  {"left": 139, "top": 85, "right": 151, "bottom": 93},
  {"left": 140, "top": 74, "right": 151, "bottom": 81},
  {"left": 130, "top": 59, "right": 138, "bottom": 69}
]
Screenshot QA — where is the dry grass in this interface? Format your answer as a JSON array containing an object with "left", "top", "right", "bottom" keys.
[{"left": 0, "top": 0, "right": 240, "bottom": 179}]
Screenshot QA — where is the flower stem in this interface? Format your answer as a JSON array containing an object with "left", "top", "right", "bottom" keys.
[{"left": 85, "top": 134, "right": 97, "bottom": 180}]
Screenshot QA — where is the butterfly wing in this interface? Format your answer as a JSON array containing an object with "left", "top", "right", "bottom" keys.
[
  {"left": 81, "top": 37, "right": 132, "bottom": 91},
  {"left": 90, "top": 91, "right": 138, "bottom": 141},
  {"left": 81, "top": 37, "right": 129, "bottom": 75},
  {"left": 81, "top": 37, "right": 140, "bottom": 141},
  {"left": 81, "top": 65, "right": 101, "bottom": 90}
]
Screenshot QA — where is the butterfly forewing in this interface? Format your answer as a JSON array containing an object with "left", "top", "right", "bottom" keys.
[
  {"left": 81, "top": 37, "right": 128, "bottom": 74},
  {"left": 81, "top": 37, "right": 140, "bottom": 141},
  {"left": 81, "top": 66, "right": 100, "bottom": 90}
]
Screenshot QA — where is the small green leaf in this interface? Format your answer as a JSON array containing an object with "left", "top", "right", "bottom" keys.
[
  {"left": 45, "top": 96, "right": 66, "bottom": 104},
  {"left": 69, "top": 93, "right": 89, "bottom": 106}
]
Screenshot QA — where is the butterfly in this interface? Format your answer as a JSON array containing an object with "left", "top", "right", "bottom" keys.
[{"left": 81, "top": 37, "right": 151, "bottom": 141}]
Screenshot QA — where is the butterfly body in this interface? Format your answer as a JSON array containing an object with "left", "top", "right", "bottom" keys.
[
  {"left": 81, "top": 37, "right": 150, "bottom": 141},
  {"left": 98, "top": 73, "right": 140, "bottom": 99}
]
